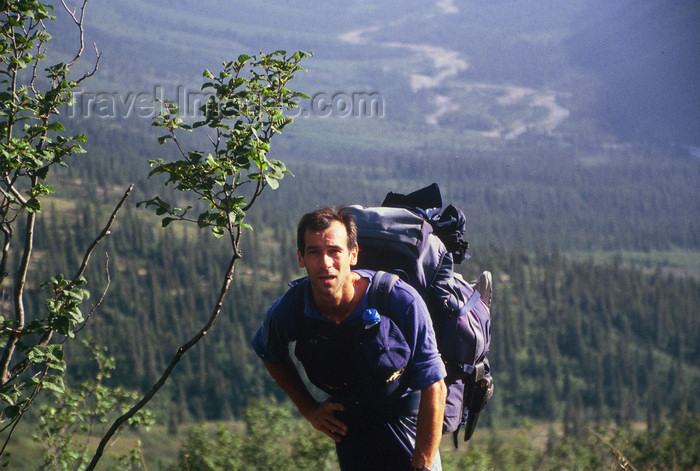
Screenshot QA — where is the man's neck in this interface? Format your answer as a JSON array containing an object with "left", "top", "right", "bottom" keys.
[{"left": 313, "top": 273, "right": 367, "bottom": 324}]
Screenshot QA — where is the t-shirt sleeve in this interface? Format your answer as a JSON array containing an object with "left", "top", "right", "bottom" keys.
[
  {"left": 391, "top": 283, "right": 447, "bottom": 391},
  {"left": 250, "top": 291, "right": 297, "bottom": 364}
]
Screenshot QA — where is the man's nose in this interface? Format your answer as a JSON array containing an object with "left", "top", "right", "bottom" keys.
[{"left": 322, "top": 253, "right": 334, "bottom": 267}]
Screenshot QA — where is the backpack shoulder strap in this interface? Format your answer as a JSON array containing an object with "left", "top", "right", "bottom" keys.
[
  {"left": 368, "top": 270, "right": 400, "bottom": 315},
  {"left": 291, "top": 277, "right": 309, "bottom": 329}
]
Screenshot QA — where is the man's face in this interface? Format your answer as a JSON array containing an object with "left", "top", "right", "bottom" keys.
[{"left": 297, "top": 220, "right": 358, "bottom": 301}]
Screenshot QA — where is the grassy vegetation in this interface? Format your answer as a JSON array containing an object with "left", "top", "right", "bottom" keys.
[
  {"left": 0, "top": 417, "right": 595, "bottom": 471},
  {"left": 8, "top": 412, "right": 696, "bottom": 471},
  {"left": 3, "top": 422, "right": 179, "bottom": 471}
]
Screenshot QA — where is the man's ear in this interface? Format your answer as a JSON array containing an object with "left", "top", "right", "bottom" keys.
[
  {"left": 297, "top": 249, "right": 306, "bottom": 268},
  {"left": 349, "top": 246, "right": 359, "bottom": 266}
]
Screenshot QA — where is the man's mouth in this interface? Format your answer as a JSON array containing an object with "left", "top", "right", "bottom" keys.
[{"left": 319, "top": 274, "right": 336, "bottom": 284}]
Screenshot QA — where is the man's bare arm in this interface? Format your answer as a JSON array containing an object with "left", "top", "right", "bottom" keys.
[
  {"left": 262, "top": 359, "right": 347, "bottom": 442},
  {"left": 412, "top": 379, "right": 447, "bottom": 468}
]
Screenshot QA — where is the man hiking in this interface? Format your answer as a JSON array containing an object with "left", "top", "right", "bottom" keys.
[{"left": 251, "top": 207, "right": 447, "bottom": 471}]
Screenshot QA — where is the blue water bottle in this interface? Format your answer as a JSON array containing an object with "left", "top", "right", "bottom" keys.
[{"left": 363, "top": 308, "right": 381, "bottom": 329}]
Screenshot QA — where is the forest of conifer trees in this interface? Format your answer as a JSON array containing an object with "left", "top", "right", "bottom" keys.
[
  {"left": 2, "top": 2, "right": 699, "bottom": 469},
  {"left": 19, "top": 143, "right": 699, "bottom": 431}
]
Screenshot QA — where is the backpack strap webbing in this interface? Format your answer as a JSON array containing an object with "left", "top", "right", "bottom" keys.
[
  {"left": 291, "top": 278, "right": 308, "bottom": 324},
  {"left": 368, "top": 271, "right": 399, "bottom": 314}
]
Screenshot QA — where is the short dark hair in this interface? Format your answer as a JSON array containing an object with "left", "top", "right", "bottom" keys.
[{"left": 296, "top": 207, "right": 358, "bottom": 255}]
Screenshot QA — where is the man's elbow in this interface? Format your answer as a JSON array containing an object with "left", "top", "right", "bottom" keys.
[
  {"left": 435, "top": 378, "right": 447, "bottom": 401},
  {"left": 424, "top": 378, "right": 447, "bottom": 402}
]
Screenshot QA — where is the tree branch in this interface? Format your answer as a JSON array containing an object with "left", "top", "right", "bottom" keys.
[
  {"left": 85, "top": 252, "right": 240, "bottom": 471},
  {"left": 0, "top": 205, "right": 36, "bottom": 385},
  {"left": 74, "top": 184, "right": 133, "bottom": 281},
  {"left": 3, "top": 185, "right": 133, "bottom": 385},
  {"left": 73, "top": 252, "right": 111, "bottom": 336},
  {"left": 0, "top": 222, "right": 13, "bottom": 286},
  {"left": 0, "top": 366, "right": 48, "bottom": 455},
  {"left": 59, "top": 0, "right": 100, "bottom": 83},
  {"left": 589, "top": 428, "right": 639, "bottom": 471},
  {"left": 59, "top": 0, "right": 88, "bottom": 68}
]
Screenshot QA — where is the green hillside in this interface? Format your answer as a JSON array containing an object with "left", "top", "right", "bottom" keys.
[
  {"left": 39, "top": 0, "right": 700, "bottom": 417},
  {"left": 2, "top": 1, "right": 699, "bottom": 468}
]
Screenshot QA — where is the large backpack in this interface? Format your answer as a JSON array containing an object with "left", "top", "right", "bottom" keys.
[{"left": 346, "top": 183, "right": 493, "bottom": 446}]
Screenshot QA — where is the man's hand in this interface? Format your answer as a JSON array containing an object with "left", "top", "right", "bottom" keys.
[
  {"left": 301, "top": 399, "right": 348, "bottom": 443},
  {"left": 262, "top": 359, "right": 349, "bottom": 442},
  {"left": 262, "top": 360, "right": 348, "bottom": 441}
]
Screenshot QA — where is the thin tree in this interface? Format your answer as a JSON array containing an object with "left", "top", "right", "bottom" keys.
[
  {"left": 0, "top": 0, "right": 138, "bottom": 459},
  {"left": 86, "top": 50, "right": 311, "bottom": 469}
]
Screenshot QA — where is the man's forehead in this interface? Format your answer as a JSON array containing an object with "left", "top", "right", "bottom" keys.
[{"left": 304, "top": 221, "right": 349, "bottom": 247}]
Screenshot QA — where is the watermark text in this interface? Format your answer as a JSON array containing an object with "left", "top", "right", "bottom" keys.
[{"left": 64, "top": 86, "right": 385, "bottom": 119}]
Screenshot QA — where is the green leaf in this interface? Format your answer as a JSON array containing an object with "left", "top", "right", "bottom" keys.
[
  {"left": 35, "top": 165, "right": 50, "bottom": 180},
  {"left": 264, "top": 175, "right": 280, "bottom": 190},
  {"left": 52, "top": 316, "right": 71, "bottom": 336},
  {"left": 42, "top": 375, "right": 65, "bottom": 394},
  {"left": 3, "top": 405, "right": 20, "bottom": 420},
  {"left": 25, "top": 198, "right": 41, "bottom": 213},
  {"left": 46, "top": 121, "right": 65, "bottom": 131},
  {"left": 27, "top": 344, "right": 65, "bottom": 366},
  {"left": 26, "top": 377, "right": 41, "bottom": 388}
]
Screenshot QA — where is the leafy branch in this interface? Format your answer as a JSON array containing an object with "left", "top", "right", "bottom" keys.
[
  {"left": 0, "top": 1, "right": 126, "bottom": 462},
  {"left": 0, "top": 185, "right": 133, "bottom": 458},
  {"left": 86, "top": 50, "right": 311, "bottom": 470},
  {"left": 589, "top": 428, "right": 639, "bottom": 471}
]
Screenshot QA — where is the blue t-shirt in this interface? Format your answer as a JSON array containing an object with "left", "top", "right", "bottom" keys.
[{"left": 251, "top": 269, "right": 446, "bottom": 393}]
